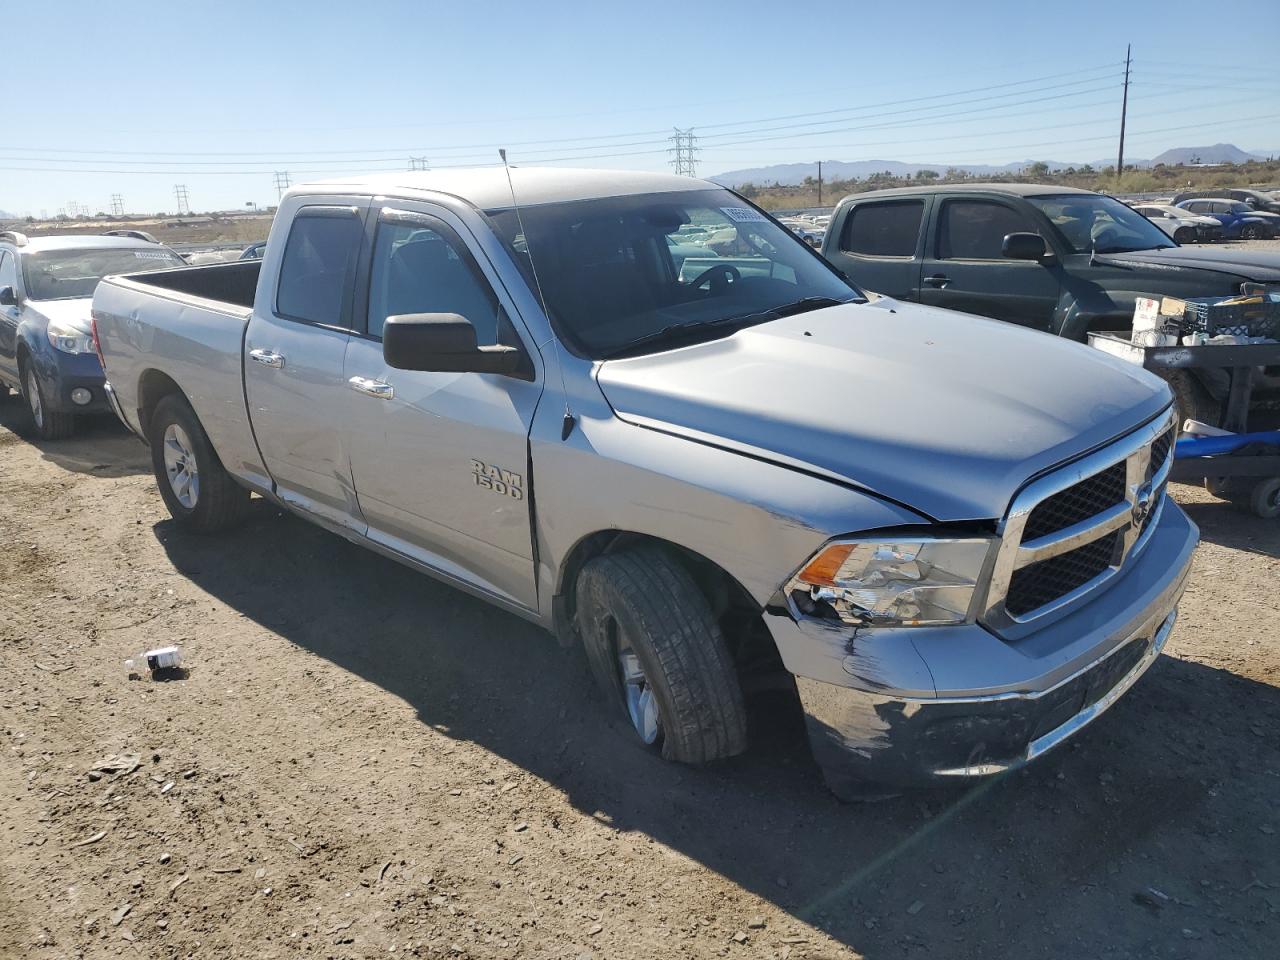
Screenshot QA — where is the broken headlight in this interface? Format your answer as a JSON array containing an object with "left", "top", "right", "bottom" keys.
[{"left": 789, "top": 537, "right": 995, "bottom": 626}]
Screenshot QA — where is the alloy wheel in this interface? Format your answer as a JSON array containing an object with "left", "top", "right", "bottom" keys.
[
  {"left": 162, "top": 423, "right": 200, "bottom": 509},
  {"left": 25, "top": 368, "right": 43, "bottom": 430},
  {"left": 615, "top": 630, "right": 661, "bottom": 745}
]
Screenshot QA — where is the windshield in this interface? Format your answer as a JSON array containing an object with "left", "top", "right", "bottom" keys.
[
  {"left": 486, "top": 189, "right": 860, "bottom": 358},
  {"left": 1028, "top": 194, "right": 1175, "bottom": 254},
  {"left": 21, "top": 247, "right": 184, "bottom": 300}
]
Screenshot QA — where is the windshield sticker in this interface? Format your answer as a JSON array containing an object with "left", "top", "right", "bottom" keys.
[
  {"left": 132, "top": 251, "right": 173, "bottom": 260},
  {"left": 720, "top": 206, "right": 768, "bottom": 223}
]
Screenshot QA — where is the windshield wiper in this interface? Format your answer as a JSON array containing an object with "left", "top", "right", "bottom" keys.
[{"left": 600, "top": 297, "right": 850, "bottom": 360}]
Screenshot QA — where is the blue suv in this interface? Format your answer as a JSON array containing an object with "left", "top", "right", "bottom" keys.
[{"left": 0, "top": 232, "right": 185, "bottom": 438}]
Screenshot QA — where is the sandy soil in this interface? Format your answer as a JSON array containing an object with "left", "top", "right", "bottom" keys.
[{"left": 0, "top": 402, "right": 1277, "bottom": 960}]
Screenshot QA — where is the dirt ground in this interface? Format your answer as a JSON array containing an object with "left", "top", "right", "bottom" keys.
[{"left": 0, "top": 403, "right": 1277, "bottom": 960}]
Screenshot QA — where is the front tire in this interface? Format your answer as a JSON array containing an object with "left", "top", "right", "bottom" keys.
[
  {"left": 148, "top": 394, "right": 250, "bottom": 533},
  {"left": 1241, "top": 223, "right": 1263, "bottom": 240},
  {"left": 1174, "top": 227, "right": 1195, "bottom": 244},
  {"left": 575, "top": 546, "right": 748, "bottom": 764},
  {"left": 22, "top": 364, "right": 76, "bottom": 440}
]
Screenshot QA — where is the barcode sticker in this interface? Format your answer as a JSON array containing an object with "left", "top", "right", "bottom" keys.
[
  {"left": 720, "top": 206, "right": 767, "bottom": 223},
  {"left": 132, "top": 251, "right": 172, "bottom": 260}
]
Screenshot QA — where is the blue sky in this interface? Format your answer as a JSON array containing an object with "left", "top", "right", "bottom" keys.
[{"left": 5, "top": 0, "right": 1278, "bottom": 216}]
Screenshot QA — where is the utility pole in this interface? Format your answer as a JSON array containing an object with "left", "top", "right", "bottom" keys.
[
  {"left": 668, "top": 128, "right": 699, "bottom": 177},
  {"left": 817, "top": 161, "right": 823, "bottom": 207},
  {"left": 408, "top": 156, "right": 429, "bottom": 171},
  {"left": 1117, "top": 44, "right": 1132, "bottom": 176},
  {"left": 173, "top": 185, "right": 190, "bottom": 216},
  {"left": 110, "top": 194, "right": 124, "bottom": 217},
  {"left": 273, "top": 171, "right": 292, "bottom": 201}
]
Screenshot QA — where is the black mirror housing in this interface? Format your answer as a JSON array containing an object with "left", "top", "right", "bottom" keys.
[
  {"left": 0, "top": 285, "right": 17, "bottom": 306},
  {"left": 1002, "top": 232, "right": 1048, "bottom": 261},
  {"left": 382, "top": 313, "right": 521, "bottom": 376}
]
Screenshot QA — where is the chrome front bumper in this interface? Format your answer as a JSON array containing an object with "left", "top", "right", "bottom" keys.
[{"left": 767, "top": 502, "right": 1198, "bottom": 794}]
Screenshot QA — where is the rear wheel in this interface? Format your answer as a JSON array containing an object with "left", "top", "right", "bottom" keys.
[
  {"left": 1242, "top": 223, "right": 1264, "bottom": 240},
  {"left": 575, "top": 546, "right": 748, "bottom": 764},
  {"left": 148, "top": 394, "right": 251, "bottom": 533},
  {"left": 22, "top": 364, "right": 76, "bottom": 440}
]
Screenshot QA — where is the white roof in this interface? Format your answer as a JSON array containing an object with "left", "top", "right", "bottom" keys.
[
  {"left": 3, "top": 234, "right": 165, "bottom": 253},
  {"left": 299, "top": 166, "right": 717, "bottom": 209}
]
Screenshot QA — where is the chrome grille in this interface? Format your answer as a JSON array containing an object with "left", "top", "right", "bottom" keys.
[{"left": 984, "top": 410, "right": 1177, "bottom": 630}]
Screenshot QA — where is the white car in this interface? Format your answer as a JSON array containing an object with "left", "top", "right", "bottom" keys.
[{"left": 1132, "top": 204, "right": 1224, "bottom": 243}]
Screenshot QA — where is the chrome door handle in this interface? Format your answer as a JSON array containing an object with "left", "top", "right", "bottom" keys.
[
  {"left": 249, "top": 348, "right": 285, "bottom": 368},
  {"left": 348, "top": 376, "right": 394, "bottom": 399},
  {"left": 924, "top": 274, "right": 951, "bottom": 288}
]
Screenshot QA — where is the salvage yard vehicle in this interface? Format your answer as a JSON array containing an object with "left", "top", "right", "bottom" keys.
[
  {"left": 93, "top": 168, "right": 1198, "bottom": 797},
  {"left": 1131, "top": 203, "right": 1225, "bottom": 243},
  {"left": 822, "top": 184, "right": 1280, "bottom": 426},
  {"left": 1175, "top": 198, "right": 1279, "bottom": 240},
  {"left": 0, "top": 231, "right": 185, "bottom": 438}
]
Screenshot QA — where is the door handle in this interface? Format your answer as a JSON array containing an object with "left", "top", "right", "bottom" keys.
[
  {"left": 924, "top": 274, "right": 951, "bottom": 288},
  {"left": 348, "top": 376, "right": 394, "bottom": 399},
  {"left": 249, "top": 348, "right": 285, "bottom": 368}
]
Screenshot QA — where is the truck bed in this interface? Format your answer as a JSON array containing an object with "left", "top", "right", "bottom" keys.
[{"left": 93, "top": 259, "right": 271, "bottom": 492}]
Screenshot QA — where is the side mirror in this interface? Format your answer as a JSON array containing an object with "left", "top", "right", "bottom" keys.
[
  {"left": 382, "top": 313, "right": 521, "bottom": 376},
  {"left": 1002, "top": 232, "right": 1049, "bottom": 261},
  {"left": 0, "top": 285, "right": 17, "bottom": 307}
]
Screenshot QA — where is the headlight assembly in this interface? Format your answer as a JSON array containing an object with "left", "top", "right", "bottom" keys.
[
  {"left": 47, "top": 319, "right": 95, "bottom": 355},
  {"left": 789, "top": 537, "right": 995, "bottom": 627}
]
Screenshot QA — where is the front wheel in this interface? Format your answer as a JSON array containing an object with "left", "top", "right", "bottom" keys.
[
  {"left": 1250, "top": 478, "right": 1280, "bottom": 520},
  {"left": 1174, "top": 227, "right": 1195, "bottom": 244},
  {"left": 575, "top": 546, "right": 748, "bottom": 764},
  {"left": 23, "top": 365, "right": 76, "bottom": 440},
  {"left": 1241, "top": 223, "right": 1264, "bottom": 240},
  {"left": 148, "top": 394, "right": 250, "bottom": 533}
]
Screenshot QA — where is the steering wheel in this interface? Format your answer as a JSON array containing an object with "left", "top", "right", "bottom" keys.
[{"left": 688, "top": 263, "right": 741, "bottom": 294}]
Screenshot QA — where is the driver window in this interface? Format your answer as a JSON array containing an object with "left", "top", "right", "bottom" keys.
[
  {"left": 937, "top": 200, "right": 1040, "bottom": 260},
  {"left": 0, "top": 252, "right": 16, "bottom": 291},
  {"left": 367, "top": 220, "right": 503, "bottom": 343}
]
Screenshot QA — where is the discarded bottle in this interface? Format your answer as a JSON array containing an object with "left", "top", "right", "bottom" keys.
[{"left": 125, "top": 646, "right": 183, "bottom": 677}]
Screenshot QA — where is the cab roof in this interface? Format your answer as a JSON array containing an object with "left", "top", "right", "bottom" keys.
[
  {"left": 301, "top": 166, "right": 717, "bottom": 209},
  {"left": 1, "top": 234, "right": 168, "bottom": 254},
  {"left": 839, "top": 183, "right": 1099, "bottom": 202}
]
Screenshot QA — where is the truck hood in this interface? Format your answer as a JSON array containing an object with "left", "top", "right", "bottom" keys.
[
  {"left": 1096, "top": 244, "right": 1280, "bottom": 281},
  {"left": 25, "top": 297, "right": 95, "bottom": 333},
  {"left": 595, "top": 300, "right": 1170, "bottom": 522}
]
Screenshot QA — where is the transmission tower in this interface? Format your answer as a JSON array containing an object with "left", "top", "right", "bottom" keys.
[
  {"left": 668, "top": 128, "right": 699, "bottom": 177},
  {"left": 273, "top": 171, "right": 292, "bottom": 200},
  {"left": 408, "top": 156, "right": 429, "bottom": 171},
  {"left": 173, "top": 185, "right": 190, "bottom": 216},
  {"left": 110, "top": 194, "right": 124, "bottom": 217}
]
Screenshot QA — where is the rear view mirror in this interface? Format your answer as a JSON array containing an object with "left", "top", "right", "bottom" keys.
[
  {"left": 1002, "top": 232, "right": 1048, "bottom": 261},
  {"left": 382, "top": 313, "right": 521, "bottom": 376},
  {"left": 0, "top": 285, "right": 17, "bottom": 306}
]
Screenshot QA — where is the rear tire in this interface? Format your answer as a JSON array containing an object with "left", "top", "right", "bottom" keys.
[
  {"left": 148, "top": 393, "right": 250, "bottom": 533},
  {"left": 22, "top": 364, "right": 76, "bottom": 440},
  {"left": 1164, "top": 370, "right": 1219, "bottom": 429},
  {"left": 1249, "top": 478, "right": 1280, "bottom": 520},
  {"left": 575, "top": 546, "right": 748, "bottom": 764},
  {"left": 1242, "top": 224, "right": 1263, "bottom": 240}
]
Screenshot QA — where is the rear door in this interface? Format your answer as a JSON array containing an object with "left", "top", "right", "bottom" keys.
[
  {"left": 243, "top": 200, "right": 370, "bottom": 532},
  {"left": 827, "top": 197, "right": 927, "bottom": 299},
  {"left": 0, "top": 251, "right": 18, "bottom": 379},
  {"left": 918, "top": 196, "right": 1061, "bottom": 331},
  {"left": 341, "top": 204, "right": 544, "bottom": 611}
]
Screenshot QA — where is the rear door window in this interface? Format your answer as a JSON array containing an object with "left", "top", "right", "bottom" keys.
[
  {"left": 275, "top": 208, "right": 364, "bottom": 328},
  {"left": 937, "top": 200, "right": 1039, "bottom": 260},
  {"left": 0, "top": 251, "right": 16, "bottom": 291},
  {"left": 840, "top": 201, "right": 924, "bottom": 257}
]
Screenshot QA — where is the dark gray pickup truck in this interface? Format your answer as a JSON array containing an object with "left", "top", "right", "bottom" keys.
[{"left": 821, "top": 183, "right": 1280, "bottom": 420}]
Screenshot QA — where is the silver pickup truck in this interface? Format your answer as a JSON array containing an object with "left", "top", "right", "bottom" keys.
[{"left": 92, "top": 168, "right": 1198, "bottom": 798}]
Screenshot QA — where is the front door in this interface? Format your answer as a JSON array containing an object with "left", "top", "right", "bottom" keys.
[
  {"left": 342, "top": 206, "right": 544, "bottom": 610},
  {"left": 243, "top": 201, "right": 369, "bottom": 532},
  {"left": 827, "top": 197, "right": 927, "bottom": 300},
  {"left": 919, "top": 197, "right": 1062, "bottom": 331},
  {"left": 0, "top": 251, "right": 20, "bottom": 380}
]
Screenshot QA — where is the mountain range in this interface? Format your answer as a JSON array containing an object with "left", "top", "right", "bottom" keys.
[{"left": 711, "top": 143, "right": 1278, "bottom": 188}]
